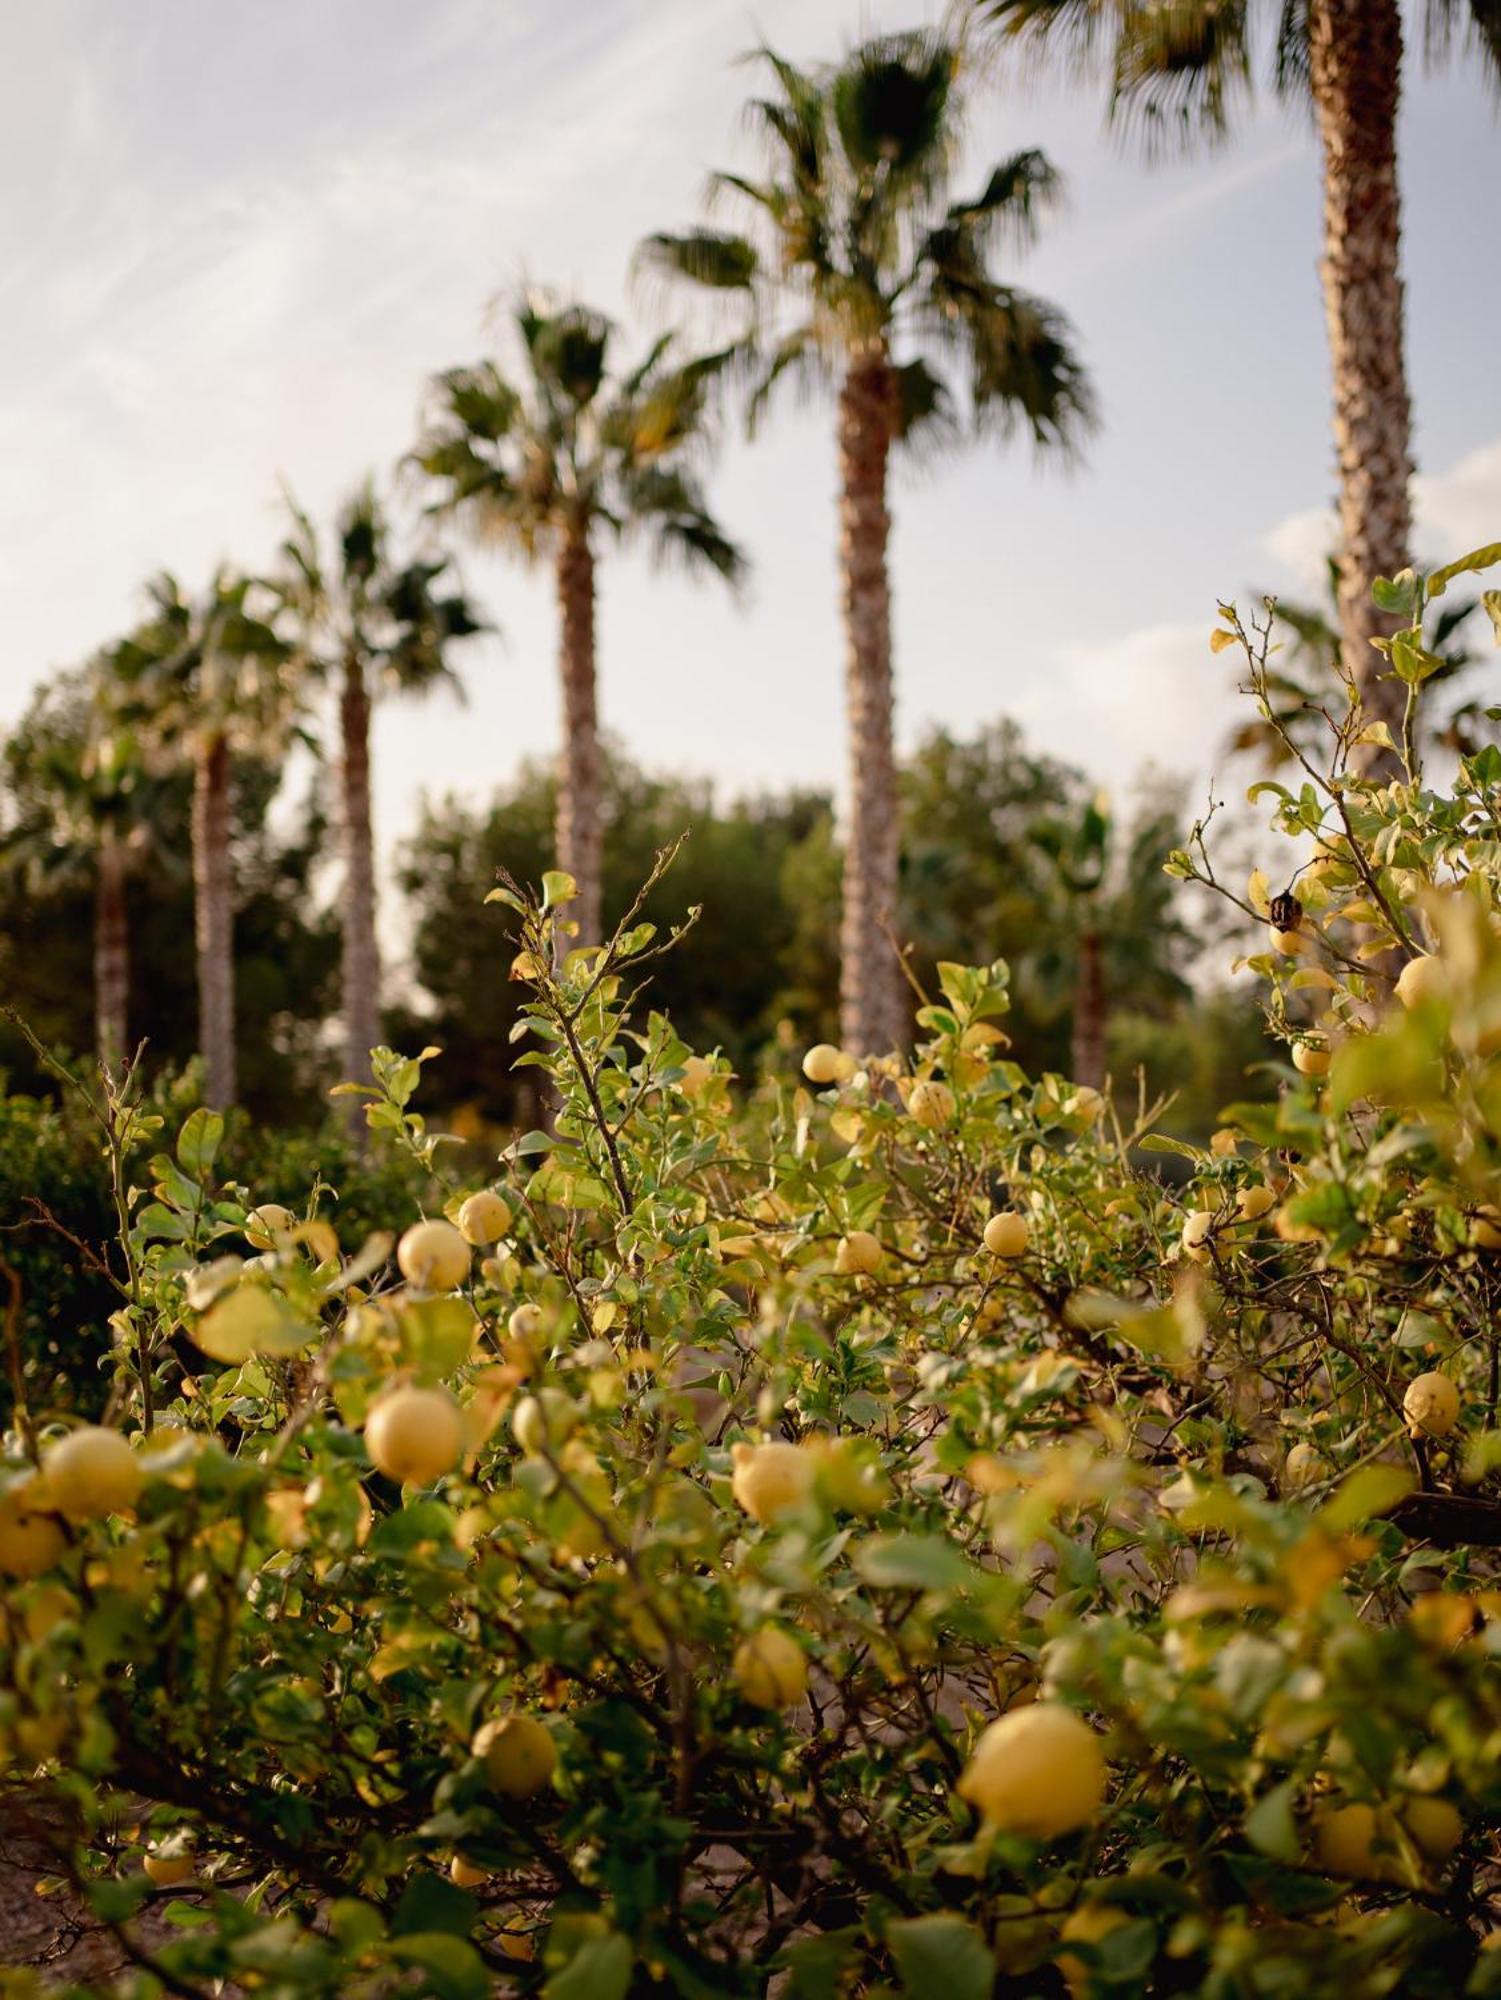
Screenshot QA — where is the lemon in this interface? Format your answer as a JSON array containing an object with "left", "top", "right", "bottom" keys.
[
  {"left": 1402, "top": 1795, "right": 1462, "bottom": 1861},
  {"left": 143, "top": 1851, "right": 195, "bottom": 1887},
  {"left": 0, "top": 1481, "right": 66, "bottom": 1578},
  {"left": 802, "top": 1044, "right": 856, "bottom": 1085},
  {"left": 983, "top": 1211, "right": 1029, "bottom": 1258},
  {"left": 364, "top": 1386, "right": 465, "bottom": 1484},
  {"left": 908, "top": 1080, "right": 956, "bottom": 1129},
  {"left": 449, "top": 1854, "right": 489, "bottom": 1888},
  {"left": 1314, "top": 1801, "right": 1393, "bottom": 1881},
  {"left": 1236, "top": 1183, "right": 1276, "bottom": 1221},
  {"left": 834, "top": 1230, "right": 883, "bottom": 1276},
  {"left": 245, "top": 1203, "right": 295, "bottom": 1249},
  {"left": 458, "top": 1191, "right": 512, "bottom": 1246},
  {"left": 733, "top": 1627, "right": 808, "bottom": 1708},
  {"left": 1292, "top": 1039, "right": 1331, "bottom": 1078},
  {"left": 512, "top": 1388, "right": 577, "bottom": 1456},
  {"left": 1395, "top": 954, "right": 1446, "bottom": 1009},
  {"left": 1283, "top": 1441, "right": 1321, "bottom": 1489},
  {"left": 396, "top": 1219, "right": 471, "bottom": 1291},
  {"left": 472, "top": 1713, "right": 556, "bottom": 1799},
  {"left": 41, "top": 1427, "right": 142, "bottom": 1524},
  {"left": 956, "top": 1703, "right": 1107, "bottom": 1838},
  {"left": 730, "top": 1440, "right": 816, "bottom": 1525},
  {"left": 1403, "top": 1371, "right": 1460, "bottom": 1438}
]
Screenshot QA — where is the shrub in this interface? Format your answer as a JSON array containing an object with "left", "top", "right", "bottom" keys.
[{"left": 3, "top": 551, "right": 1501, "bottom": 1996}]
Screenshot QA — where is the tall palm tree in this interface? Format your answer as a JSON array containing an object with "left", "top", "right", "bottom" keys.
[
  {"left": 978, "top": 0, "right": 1501, "bottom": 754},
  {"left": 412, "top": 297, "right": 745, "bottom": 951},
  {"left": 109, "top": 572, "right": 298, "bottom": 1110},
  {"left": 275, "top": 483, "right": 482, "bottom": 1101},
  {"left": 640, "top": 30, "right": 1094, "bottom": 1054},
  {"left": 0, "top": 669, "right": 168, "bottom": 1069}
]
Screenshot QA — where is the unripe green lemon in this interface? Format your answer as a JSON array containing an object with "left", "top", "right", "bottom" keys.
[
  {"left": 983, "top": 1211, "right": 1029, "bottom": 1258},
  {"left": 1402, "top": 1795, "right": 1462, "bottom": 1861},
  {"left": 802, "top": 1043, "right": 856, "bottom": 1085},
  {"left": 41, "top": 1427, "right": 142, "bottom": 1524},
  {"left": 956, "top": 1703, "right": 1107, "bottom": 1839},
  {"left": 396, "top": 1219, "right": 471, "bottom": 1291},
  {"left": 0, "top": 1481, "right": 66, "bottom": 1578},
  {"left": 365, "top": 1386, "right": 465, "bottom": 1485},
  {"left": 1403, "top": 1371, "right": 1460, "bottom": 1438},
  {"left": 733, "top": 1626, "right": 808, "bottom": 1708},
  {"left": 511, "top": 1388, "right": 577, "bottom": 1456},
  {"left": 245, "top": 1203, "right": 295, "bottom": 1249},
  {"left": 835, "top": 1230, "right": 883, "bottom": 1276},
  {"left": 1313, "top": 1801, "right": 1393, "bottom": 1881},
  {"left": 908, "top": 1080, "right": 956, "bottom": 1129},
  {"left": 458, "top": 1191, "right": 512, "bottom": 1246},
  {"left": 472, "top": 1713, "right": 556, "bottom": 1799},
  {"left": 730, "top": 1440, "right": 816, "bottom": 1525}
]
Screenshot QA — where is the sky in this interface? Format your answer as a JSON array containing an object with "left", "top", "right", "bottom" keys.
[{"left": 2, "top": 0, "right": 1498, "bottom": 885}]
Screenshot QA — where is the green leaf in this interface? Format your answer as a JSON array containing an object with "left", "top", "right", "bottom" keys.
[
  {"left": 389, "top": 1935, "right": 490, "bottom": 2000},
  {"left": 175, "top": 1106, "right": 223, "bottom": 1180},
  {"left": 391, "top": 1872, "right": 476, "bottom": 1940},
  {"left": 543, "top": 1931, "right": 633, "bottom": 2000},
  {"left": 779, "top": 1927, "right": 862, "bottom": 1999},
  {"left": 1426, "top": 543, "right": 1501, "bottom": 598},
  {"left": 886, "top": 1913, "right": 995, "bottom": 2000},
  {"left": 1318, "top": 1462, "right": 1414, "bottom": 1535},
  {"left": 1372, "top": 569, "right": 1418, "bottom": 614},
  {"left": 398, "top": 1296, "right": 478, "bottom": 1377},
  {"left": 1244, "top": 1779, "right": 1300, "bottom": 1863},
  {"left": 192, "top": 1286, "right": 315, "bottom": 1363},
  {"left": 853, "top": 1533, "right": 975, "bottom": 1593},
  {"left": 541, "top": 869, "right": 578, "bottom": 909}
]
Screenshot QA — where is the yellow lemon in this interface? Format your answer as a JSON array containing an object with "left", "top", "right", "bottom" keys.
[
  {"left": 41, "top": 1427, "right": 142, "bottom": 1524},
  {"left": 835, "top": 1230, "right": 883, "bottom": 1276},
  {"left": 1403, "top": 1371, "right": 1460, "bottom": 1438},
  {"left": 803, "top": 1044, "right": 856, "bottom": 1085},
  {"left": 983, "top": 1212, "right": 1030, "bottom": 1258},
  {"left": 730, "top": 1440, "right": 816, "bottom": 1525},
  {"left": 1395, "top": 954, "right": 1446, "bottom": 1009},
  {"left": 1236, "top": 1183, "right": 1276, "bottom": 1221},
  {"left": 908, "top": 1080, "right": 956, "bottom": 1129},
  {"left": 396, "top": 1219, "right": 471, "bottom": 1291},
  {"left": 733, "top": 1627, "right": 808, "bottom": 1708},
  {"left": 1292, "top": 1039, "right": 1331, "bottom": 1078},
  {"left": 1180, "top": 1211, "right": 1216, "bottom": 1262},
  {"left": 0, "top": 1481, "right": 66, "bottom": 1578},
  {"left": 449, "top": 1855, "right": 489, "bottom": 1888},
  {"left": 956, "top": 1703, "right": 1107, "bottom": 1839},
  {"left": 365, "top": 1386, "right": 465, "bottom": 1485},
  {"left": 1402, "top": 1795, "right": 1462, "bottom": 1862},
  {"left": 143, "top": 1851, "right": 195, "bottom": 1887},
  {"left": 458, "top": 1191, "right": 512, "bottom": 1246},
  {"left": 472, "top": 1714, "right": 556, "bottom": 1799},
  {"left": 511, "top": 1388, "right": 577, "bottom": 1457},
  {"left": 244, "top": 1203, "right": 295, "bottom": 1249}
]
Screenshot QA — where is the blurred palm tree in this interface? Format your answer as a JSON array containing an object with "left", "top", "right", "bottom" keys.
[
  {"left": 1028, "top": 789, "right": 1192, "bottom": 1088},
  {"left": 275, "top": 482, "right": 483, "bottom": 1103},
  {"left": 640, "top": 28, "right": 1093, "bottom": 1054},
  {"left": 412, "top": 296, "right": 745, "bottom": 949},
  {"left": 109, "top": 572, "right": 299, "bottom": 1109},
  {"left": 1227, "top": 555, "right": 1484, "bottom": 770},
  {"left": 976, "top": 0, "right": 1501, "bottom": 754},
  {"left": 0, "top": 668, "right": 171, "bottom": 1068}
]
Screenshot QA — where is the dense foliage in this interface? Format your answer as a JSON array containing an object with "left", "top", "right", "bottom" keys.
[{"left": 2, "top": 552, "right": 1501, "bottom": 1995}]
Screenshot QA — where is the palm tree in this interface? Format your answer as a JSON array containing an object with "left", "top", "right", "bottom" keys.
[
  {"left": 977, "top": 0, "right": 1501, "bottom": 754},
  {"left": 109, "top": 572, "right": 298, "bottom": 1110},
  {"left": 275, "top": 483, "right": 482, "bottom": 1102},
  {"left": 640, "top": 30, "right": 1094, "bottom": 1054},
  {"left": 0, "top": 668, "right": 167, "bottom": 1069},
  {"left": 411, "top": 297, "right": 745, "bottom": 951}
]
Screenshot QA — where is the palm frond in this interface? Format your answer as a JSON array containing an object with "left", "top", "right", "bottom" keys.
[
  {"left": 830, "top": 31, "right": 957, "bottom": 182},
  {"left": 1425, "top": 0, "right": 1501, "bottom": 92},
  {"left": 739, "top": 45, "right": 828, "bottom": 192},
  {"left": 944, "top": 149, "right": 1065, "bottom": 251},
  {"left": 1109, "top": 0, "right": 1255, "bottom": 151},
  {"left": 635, "top": 229, "right": 761, "bottom": 294}
]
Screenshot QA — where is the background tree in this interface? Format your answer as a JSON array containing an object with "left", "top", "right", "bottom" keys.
[
  {"left": 275, "top": 482, "right": 482, "bottom": 1105},
  {"left": 641, "top": 29, "right": 1094, "bottom": 1055},
  {"left": 108, "top": 572, "right": 300, "bottom": 1109},
  {"left": 412, "top": 297, "right": 745, "bottom": 950},
  {"left": 0, "top": 668, "right": 166, "bottom": 1068},
  {"left": 978, "top": 0, "right": 1501, "bottom": 749}
]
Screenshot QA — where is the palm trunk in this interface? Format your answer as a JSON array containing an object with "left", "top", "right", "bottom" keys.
[
  {"left": 837, "top": 356, "right": 906, "bottom": 1056},
  {"left": 556, "top": 520, "right": 603, "bottom": 951},
  {"left": 94, "top": 827, "right": 129, "bottom": 1072},
  {"left": 1308, "top": 0, "right": 1412, "bottom": 769},
  {"left": 192, "top": 732, "right": 236, "bottom": 1110},
  {"left": 1072, "top": 927, "right": 1106, "bottom": 1090},
  {"left": 339, "top": 651, "right": 381, "bottom": 1110}
]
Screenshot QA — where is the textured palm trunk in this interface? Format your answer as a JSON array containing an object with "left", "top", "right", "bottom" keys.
[
  {"left": 94, "top": 827, "right": 129, "bottom": 1072},
  {"left": 556, "top": 521, "right": 603, "bottom": 952},
  {"left": 837, "top": 357, "right": 907, "bottom": 1056},
  {"left": 1308, "top": 0, "right": 1412, "bottom": 770},
  {"left": 339, "top": 651, "right": 381, "bottom": 1113},
  {"left": 1072, "top": 927, "right": 1107, "bottom": 1090},
  {"left": 192, "top": 732, "right": 236, "bottom": 1110}
]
